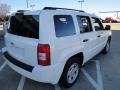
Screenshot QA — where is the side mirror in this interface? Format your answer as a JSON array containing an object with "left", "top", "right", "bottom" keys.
[{"left": 105, "top": 25, "right": 111, "bottom": 30}]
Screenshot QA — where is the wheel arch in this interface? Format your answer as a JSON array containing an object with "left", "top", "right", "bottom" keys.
[
  {"left": 58, "top": 52, "right": 84, "bottom": 86},
  {"left": 63, "top": 52, "right": 84, "bottom": 70}
]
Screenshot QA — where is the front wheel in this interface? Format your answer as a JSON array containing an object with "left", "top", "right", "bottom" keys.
[
  {"left": 102, "top": 40, "right": 111, "bottom": 54},
  {"left": 59, "top": 58, "right": 81, "bottom": 88}
]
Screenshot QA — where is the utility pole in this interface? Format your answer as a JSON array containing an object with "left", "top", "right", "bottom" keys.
[
  {"left": 26, "top": 0, "right": 29, "bottom": 8},
  {"left": 78, "top": 0, "right": 85, "bottom": 10},
  {"left": 30, "top": 4, "right": 35, "bottom": 10}
]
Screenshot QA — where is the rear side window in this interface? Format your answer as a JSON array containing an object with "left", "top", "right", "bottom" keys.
[
  {"left": 77, "top": 16, "right": 93, "bottom": 33},
  {"left": 8, "top": 15, "right": 39, "bottom": 39},
  {"left": 54, "top": 15, "right": 76, "bottom": 37},
  {"left": 92, "top": 17, "right": 104, "bottom": 31}
]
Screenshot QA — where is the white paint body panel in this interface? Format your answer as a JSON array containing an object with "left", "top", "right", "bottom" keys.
[{"left": 4, "top": 9, "right": 112, "bottom": 84}]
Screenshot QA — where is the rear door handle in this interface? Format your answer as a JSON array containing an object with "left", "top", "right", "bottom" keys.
[{"left": 83, "top": 39, "right": 89, "bottom": 42}]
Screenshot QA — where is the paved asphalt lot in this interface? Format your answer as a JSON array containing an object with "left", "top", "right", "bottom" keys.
[{"left": 0, "top": 30, "right": 120, "bottom": 90}]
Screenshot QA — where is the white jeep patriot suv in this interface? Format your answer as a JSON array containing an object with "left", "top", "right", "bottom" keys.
[{"left": 3, "top": 7, "right": 112, "bottom": 87}]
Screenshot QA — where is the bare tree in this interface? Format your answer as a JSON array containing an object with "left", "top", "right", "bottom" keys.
[{"left": 0, "top": 3, "right": 11, "bottom": 16}]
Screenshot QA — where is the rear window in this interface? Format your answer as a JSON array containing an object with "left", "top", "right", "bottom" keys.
[
  {"left": 8, "top": 15, "right": 39, "bottom": 39},
  {"left": 54, "top": 15, "right": 76, "bottom": 37}
]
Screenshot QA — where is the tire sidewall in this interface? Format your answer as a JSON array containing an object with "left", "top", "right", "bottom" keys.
[
  {"left": 102, "top": 40, "right": 111, "bottom": 54},
  {"left": 105, "top": 40, "right": 110, "bottom": 53},
  {"left": 59, "top": 58, "right": 81, "bottom": 87}
]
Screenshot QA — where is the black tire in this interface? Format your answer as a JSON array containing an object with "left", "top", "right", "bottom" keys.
[
  {"left": 59, "top": 58, "right": 82, "bottom": 88},
  {"left": 102, "top": 40, "right": 111, "bottom": 54}
]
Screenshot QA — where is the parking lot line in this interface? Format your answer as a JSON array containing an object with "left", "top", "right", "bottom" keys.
[
  {"left": 55, "top": 84, "right": 61, "bottom": 90},
  {"left": 17, "top": 76, "right": 26, "bottom": 90},
  {"left": 0, "top": 62, "right": 7, "bottom": 72},
  {"left": 82, "top": 60, "right": 104, "bottom": 90},
  {"left": 95, "top": 61, "right": 104, "bottom": 90},
  {"left": 81, "top": 68, "right": 98, "bottom": 89}
]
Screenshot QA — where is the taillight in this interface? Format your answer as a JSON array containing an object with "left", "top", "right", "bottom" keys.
[{"left": 37, "top": 44, "right": 50, "bottom": 66}]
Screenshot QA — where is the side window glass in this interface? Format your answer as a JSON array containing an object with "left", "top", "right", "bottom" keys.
[
  {"left": 77, "top": 16, "right": 92, "bottom": 33},
  {"left": 92, "top": 17, "right": 104, "bottom": 31},
  {"left": 54, "top": 15, "right": 76, "bottom": 37}
]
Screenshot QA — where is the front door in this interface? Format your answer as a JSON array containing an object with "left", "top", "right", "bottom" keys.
[{"left": 91, "top": 17, "right": 108, "bottom": 53}]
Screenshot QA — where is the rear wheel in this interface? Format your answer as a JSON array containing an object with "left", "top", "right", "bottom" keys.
[{"left": 59, "top": 58, "right": 82, "bottom": 88}]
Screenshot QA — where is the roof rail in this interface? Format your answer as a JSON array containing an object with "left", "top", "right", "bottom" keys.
[
  {"left": 17, "top": 10, "right": 29, "bottom": 13},
  {"left": 43, "top": 7, "right": 85, "bottom": 12}
]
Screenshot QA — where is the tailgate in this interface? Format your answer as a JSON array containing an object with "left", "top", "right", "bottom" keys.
[
  {"left": 5, "top": 34, "right": 38, "bottom": 66},
  {"left": 5, "top": 14, "right": 39, "bottom": 67}
]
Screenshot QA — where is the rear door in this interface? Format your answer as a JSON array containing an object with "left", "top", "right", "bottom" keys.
[
  {"left": 77, "top": 15, "right": 98, "bottom": 62},
  {"left": 6, "top": 13, "right": 39, "bottom": 66}
]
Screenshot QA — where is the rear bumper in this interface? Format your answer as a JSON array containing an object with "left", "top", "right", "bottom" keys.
[
  {"left": 3, "top": 52, "right": 64, "bottom": 84},
  {"left": 4, "top": 52, "right": 33, "bottom": 72}
]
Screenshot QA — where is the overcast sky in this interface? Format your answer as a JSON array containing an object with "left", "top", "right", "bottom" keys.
[{"left": 0, "top": 0, "right": 120, "bottom": 18}]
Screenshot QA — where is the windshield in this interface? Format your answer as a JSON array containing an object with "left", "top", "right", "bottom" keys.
[{"left": 8, "top": 15, "right": 39, "bottom": 39}]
